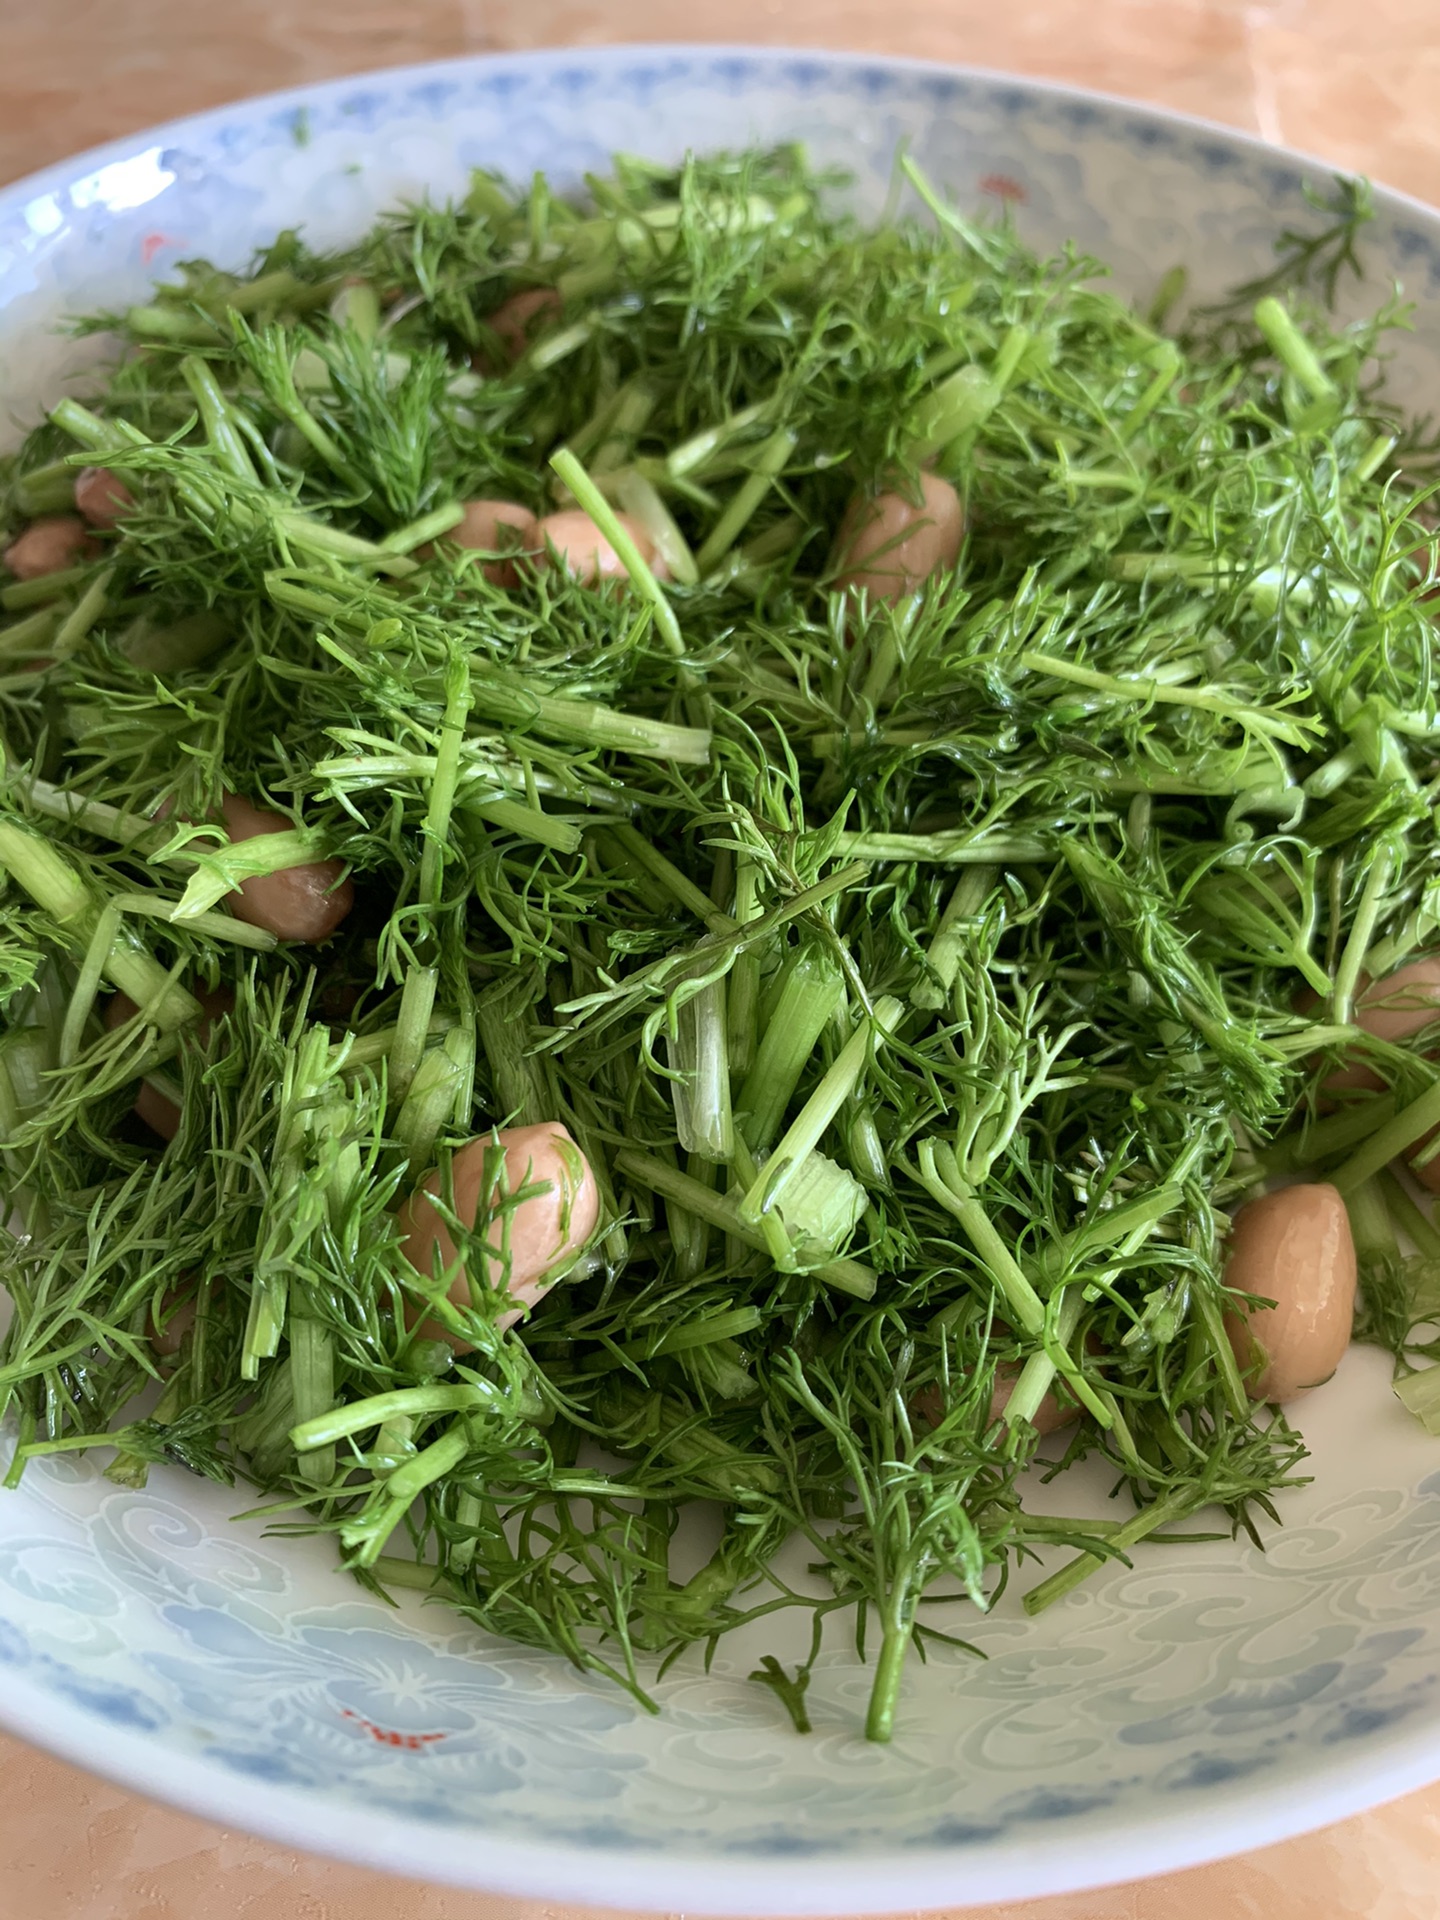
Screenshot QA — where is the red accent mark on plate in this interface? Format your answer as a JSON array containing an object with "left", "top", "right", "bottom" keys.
[
  {"left": 340, "top": 1707, "right": 448, "bottom": 1750},
  {"left": 979, "top": 174, "right": 1028, "bottom": 204},
  {"left": 139, "top": 232, "right": 180, "bottom": 265}
]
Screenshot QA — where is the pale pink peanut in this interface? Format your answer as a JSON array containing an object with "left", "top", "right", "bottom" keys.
[
  {"left": 439, "top": 498, "right": 540, "bottom": 587},
  {"left": 219, "top": 793, "right": 353, "bottom": 944},
  {"left": 471, "top": 287, "right": 563, "bottom": 372},
  {"left": 74, "top": 466, "right": 137, "bottom": 529},
  {"left": 1361, "top": 956, "right": 1440, "bottom": 1190},
  {"left": 1304, "top": 955, "right": 1440, "bottom": 1185},
  {"left": 1311, "top": 955, "right": 1440, "bottom": 1097},
  {"left": 4, "top": 515, "right": 97, "bottom": 579},
  {"left": 535, "top": 509, "right": 670, "bottom": 586},
  {"left": 397, "top": 1121, "right": 600, "bottom": 1352},
  {"left": 834, "top": 472, "right": 964, "bottom": 601},
  {"left": 1223, "top": 1184, "right": 1357, "bottom": 1403}
]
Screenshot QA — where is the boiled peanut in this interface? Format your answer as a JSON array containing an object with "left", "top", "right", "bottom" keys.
[
  {"left": 4, "top": 515, "right": 97, "bottom": 579},
  {"left": 220, "top": 792, "right": 353, "bottom": 944},
  {"left": 1223, "top": 1183, "right": 1357, "bottom": 1403},
  {"left": 834, "top": 472, "right": 964, "bottom": 602},
  {"left": 74, "top": 467, "right": 137, "bottom": 530},
  {"left": 535, "top": 509, "right": 670, "bottom": 586},
  {"left": 398, "top": 1121, "right": 600, "bottom": 1351}
]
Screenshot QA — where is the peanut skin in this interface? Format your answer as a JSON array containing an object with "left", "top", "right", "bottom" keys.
[
  {"left": 74, "top": 467, "right": 137, "bottom": 530},
  {"left": 534, "top": 509, "right": 670, "bottom": 586},
  {"left": 1305, "top": 956, "right": 1440, "bottom": 1183},
  {"left": 471, "top": 287, "right": 563, "bottom": 373},
  {"left": 398, "top": 1121, "right": 600, "bottom": 1352},
  {"left": 834, "top": 472, "right": 964, "bottom": 601},
  {"left": 1223, "top": 1184, "right": 1357, "bottom": 1403},
  {"left": 219, "top": 793, "right": 353, "bottom": 944},
  {"left": 1312, "top": 955, "right": 1440, "bottom": 1097},
  {"left": 436, "top": 498, "right": 540, "bottom": 587},
  {"left": 4, "top": 515, "right": 97, "bottom": 579}
]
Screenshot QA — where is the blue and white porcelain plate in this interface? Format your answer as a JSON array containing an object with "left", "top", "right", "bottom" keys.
[{"left": 2, "top": 47, "right": 1440, "bottom": 1912}]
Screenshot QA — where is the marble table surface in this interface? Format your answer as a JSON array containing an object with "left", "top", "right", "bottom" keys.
[{"left": 3, "top": 2, "right": 1440, "bottom": 1915}]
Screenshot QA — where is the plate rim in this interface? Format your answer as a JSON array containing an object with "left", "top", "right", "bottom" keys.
[
  {"left": 2, "top": 39, "right": 1439, "bottom": 236},
  {"left": 2, "top": 1647, "right": 1438, "bottom": 1911},
  {"left": 1, "top": 40, "right": 1438, "bottom": 1910}
]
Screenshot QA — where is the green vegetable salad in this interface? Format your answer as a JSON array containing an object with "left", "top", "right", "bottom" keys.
[{"left": 0, "top": 147, "right": 1437, "bottom": 1742}]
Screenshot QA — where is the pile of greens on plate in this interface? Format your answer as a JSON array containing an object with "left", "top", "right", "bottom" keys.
[{"left": 0, "top": 146, "right": 1437, "bottom": 1741}]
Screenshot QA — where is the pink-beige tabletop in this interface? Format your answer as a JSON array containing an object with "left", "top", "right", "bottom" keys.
[{"left": 3, "top": 2, "right": 1440, "bottom": 1916}]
